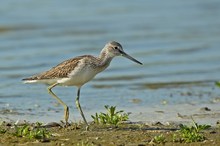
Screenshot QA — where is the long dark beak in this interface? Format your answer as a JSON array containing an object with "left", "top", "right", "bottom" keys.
[{"left": 120, "top": 51, "right": 143, "bottom": 65}]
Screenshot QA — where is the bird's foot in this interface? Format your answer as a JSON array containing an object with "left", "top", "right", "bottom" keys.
[{"left": 85, "top": 125, "right": 89, "bottom": 131}]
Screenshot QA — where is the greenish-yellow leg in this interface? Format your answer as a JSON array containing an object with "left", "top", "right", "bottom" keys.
[
  {"left": 48, "top": 83, "right": 69, "bottom": 125},
  {"left": 75, "top": 88, "right": 88, "bottom": 127}
]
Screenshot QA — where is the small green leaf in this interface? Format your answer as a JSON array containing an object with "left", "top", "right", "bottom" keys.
[
  {"left": 91, "top": 105, "right": 129, "bottom": 126},
  {"left": 215, "top": 81, "right": 220, "bottom": 87}
]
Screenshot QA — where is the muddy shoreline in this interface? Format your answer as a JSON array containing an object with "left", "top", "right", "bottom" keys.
[{"left": 1, "top": 120, "right": 220, "bottom": 146}]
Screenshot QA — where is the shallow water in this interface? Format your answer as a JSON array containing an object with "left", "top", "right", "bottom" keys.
[{"left": 1, "top": 0, "right": 220, "bottom": 125}]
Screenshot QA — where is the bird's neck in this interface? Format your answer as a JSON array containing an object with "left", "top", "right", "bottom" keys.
[{"left": 98, "top": 49, "right": 114, "bottom": 68}]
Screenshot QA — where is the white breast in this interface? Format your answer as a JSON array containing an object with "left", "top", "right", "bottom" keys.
[{"left": 57, "top": 60, "right": 100, "bottom": 87}]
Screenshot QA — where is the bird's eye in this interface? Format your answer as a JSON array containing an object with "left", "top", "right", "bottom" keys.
[{"left": 114, "top": 46, "right": 118, "bottom": 50}]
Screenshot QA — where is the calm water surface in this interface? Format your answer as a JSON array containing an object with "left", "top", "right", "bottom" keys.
[{"left": 1, "top": 0, "right": 220, "bottom": 125}]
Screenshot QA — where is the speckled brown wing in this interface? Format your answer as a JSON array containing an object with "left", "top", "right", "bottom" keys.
[{"left": 23, "top": 56, "right": 87, "bottom": 81}]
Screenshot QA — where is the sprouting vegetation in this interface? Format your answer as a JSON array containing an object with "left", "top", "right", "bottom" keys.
[
  {"left": 215, "top": 81, "right": 220, "bottom": 87},
  {"left": 150, "top": 134, "right": 166, "bottom": 144},
  {"left": 13, "top": 122, "right": 51, "bottom": 140},
  {"left": 91, "top": 105, "right": 130, "bottom": 126},
  {"left": 0, "top": 127, "right": 6, "bottom": 134},
  {"left": 173, "top": 119, "right": 211, "bottom": 143}
]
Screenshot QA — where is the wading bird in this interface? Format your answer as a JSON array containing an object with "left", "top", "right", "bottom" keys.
[{"left": 23, "top": 41, "right": 142, "bottom": 127}]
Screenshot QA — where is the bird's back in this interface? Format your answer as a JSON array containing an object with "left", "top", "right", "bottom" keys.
[{"left": 22, "top": 55, "right": 106, "bottom": 87}]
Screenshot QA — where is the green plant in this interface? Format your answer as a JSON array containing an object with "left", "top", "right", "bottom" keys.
[
  {"left": 172, "top": 133, "right": 178, "bottom": 142},
  {"left": 176, "top": 119, "right": 211, "bottom": 143},
  {"left": 0, "top": 128, "right": 6, "bottom": 134},
  {"left": 29, "top": 127, "right": 50, "bottom": 139},
  {"left": 215, "top": 81, "right": 220, "bottom": 87},
  {"left": 13, "top": 123, "right": 51, "bottom": 140},
  {"left": 151, "top": 134, "right": 166, "bottom": 144},
  {"left": 91, "top": 105, "right": 129, "bottom": 126},
  {"left": 14, "top": 124, "right": 30, "bottom": 137}
]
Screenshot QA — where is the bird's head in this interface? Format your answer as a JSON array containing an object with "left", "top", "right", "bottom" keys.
[{"left": 104, "top": 41, "right": 143, "bottom": 65}]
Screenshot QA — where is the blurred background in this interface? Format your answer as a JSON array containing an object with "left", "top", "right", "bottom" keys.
[{"left": 1, "top": 0, "right": 220, "bottom": 125}]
